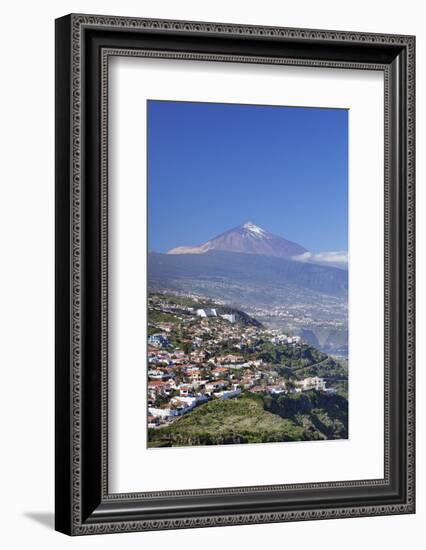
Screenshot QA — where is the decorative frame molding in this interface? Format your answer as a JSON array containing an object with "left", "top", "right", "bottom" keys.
[{"left": 55, "top": 14, "right": 415, "bottom": 535}]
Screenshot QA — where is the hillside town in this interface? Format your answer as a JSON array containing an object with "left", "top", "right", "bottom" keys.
[{"left": 147, "top": 293, "right": 339, "bottom": 429}]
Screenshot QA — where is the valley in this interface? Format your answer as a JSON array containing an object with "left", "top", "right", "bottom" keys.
[{"left": 148, "top": 248, "right": 348, "bottom": 356}]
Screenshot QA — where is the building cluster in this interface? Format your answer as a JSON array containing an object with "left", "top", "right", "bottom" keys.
[
  {"left": 147, "top": 295, "right": 335, "bottom": 428},
  {"left": 269, "top": 333, "right": 301, "bottom": 345},
  {"left": 196, "top": 308, "right": 237, "bottom": 323}
]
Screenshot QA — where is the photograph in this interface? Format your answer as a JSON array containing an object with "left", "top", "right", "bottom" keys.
[
  {"left": 146, "top": 100, "right": 349, "bottom": 448},
  {"left": 50, "top": 7, "right": 415, "bottom": 539}
]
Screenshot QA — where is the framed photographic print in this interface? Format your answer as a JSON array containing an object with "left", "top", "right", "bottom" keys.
[{"left": 55, "top": 14, "right": 415, "bottom": 535}]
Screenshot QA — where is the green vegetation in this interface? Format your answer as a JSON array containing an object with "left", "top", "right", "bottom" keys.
[
  {"left": 148, "top": 309, "right": 181, "bottom": 325},
  {"left": 258, "top": 341, "right": 327, "bottom": 368},
  {"left": 148, "top": 396, "right": 305, "bottom": 446},
  {"left": 262, "top": 391, "right": 348, "bottom": 439},
  {"left": 292, "top": 356, "right": 348, "bottom": 393},
  {"left": 158, "top": 294, "right": 199, "bottom": 307},
  {"left": 148, "top": 392, "right": 348, "bottom": 447},
  {"left": 294, "top": 354, "right": 347, "bottom": 377},
  {"left": 256, "top": 341, "right": 347, "bottom": 393}
]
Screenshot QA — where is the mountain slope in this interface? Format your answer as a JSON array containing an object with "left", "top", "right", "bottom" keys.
[
  {"left": 148, "top": 392, "right": 348, "bottom": 447},
  {"left": 168, "top": 221, "right": 307, "bottom": 259},
  {"left": 148, "top": 250, "right": 348, "bottom": 304}
]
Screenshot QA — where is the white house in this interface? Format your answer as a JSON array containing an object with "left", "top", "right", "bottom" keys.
[
  {"left": 148, "top": 369, "right": 166, "bottom": 380},
  {"left": 268, "top": 384, "right": 287, "bottom": 395},
  {"left": 148, "top": 333, "right": 169, "bottom": 347},
  {"left": 196, "top": 308, "right": 217, "bottom": 318},
  {"left": 214, "top": 387, "right": 242, "bottom": 400},
  {"left": 220, "top": 313, "right": 237, "bottom": 323},
  {"left": 148, "top": 394, "right": 208, "bottom": 420},
  {"left": 148, "top": 406, "right": 180, "bottom": 419},
  {"left": 297, "top": 376, "right": 327, "bottom": 391},
  {"left": 270, "top": 334, "right": 288, "bottom": 345},
  {"left": 178, "top": 383, "right": 194, "bottom": 397},
  {"left": 205, "top": 380, "right": 227, "bottom": 393}
]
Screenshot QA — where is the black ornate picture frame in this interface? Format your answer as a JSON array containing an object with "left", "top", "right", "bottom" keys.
[{"left": 55, "top": 14, "right": 415, "bottom": 535}]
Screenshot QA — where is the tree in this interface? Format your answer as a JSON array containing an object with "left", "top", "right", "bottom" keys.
[
  {"left": 155, "top": 394, "right": 169, "bottom": 407},
  {"left": 183, "top": 341, "right": 192, "bottom": 355}
]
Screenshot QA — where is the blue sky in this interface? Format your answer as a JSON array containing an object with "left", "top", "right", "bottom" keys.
[{"left": 147, "top": 100, "right": 348, "bottom": 253}]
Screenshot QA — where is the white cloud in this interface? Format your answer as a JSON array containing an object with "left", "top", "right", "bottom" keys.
[{"left": 292, "top": 251, "right": 348, "bottom": 270}]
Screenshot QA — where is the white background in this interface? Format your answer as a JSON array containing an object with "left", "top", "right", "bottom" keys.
[
  {"left": 110, "top": 58, "right": 384, "bottom": 493},
  {"left": 0, "top": 0, "right": 423, "bottom": 548}
]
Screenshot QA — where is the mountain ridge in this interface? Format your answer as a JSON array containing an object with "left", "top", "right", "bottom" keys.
[{"left": 167, "top": 221, "right": 307, "bottom": 259}]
